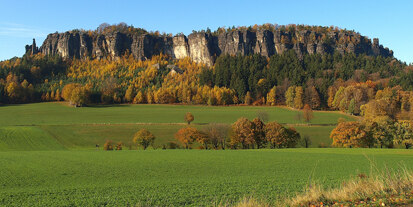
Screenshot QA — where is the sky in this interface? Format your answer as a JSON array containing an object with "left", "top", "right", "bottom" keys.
[{"left": 0, "top": 0, "right": 412, "bottom": 63}]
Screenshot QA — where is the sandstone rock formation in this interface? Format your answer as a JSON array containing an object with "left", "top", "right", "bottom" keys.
[{"left": 25, "top": 25, "right": 394, "bottom": 66}]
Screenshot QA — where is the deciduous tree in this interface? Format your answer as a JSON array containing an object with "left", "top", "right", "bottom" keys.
[
  {"left": 303, "top": 104, "right": 313, "bottom": 123},
  {"left": 184, "top": 112, "right": 194, "bottom": 125},
  {"left": 133, "top": 129, "right": 156, "bottom": 150},
  {"left": 231, "top": 117, "right": 254, "bottom": 149},
  {"left": 330, "top": 121, "right": 372, "bottom": 148}
]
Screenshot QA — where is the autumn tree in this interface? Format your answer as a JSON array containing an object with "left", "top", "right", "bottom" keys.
[
  {"left": 285, "top": 86, "right": 295, "bottom": 108},
  {"left": 305, "top": 86, "right": 320, "bottom": 109},
  {"left": 394, "top": 120, "right": 413, "bottom": 149},
  {"left": 362, "top": 116, "right": 395, "bottom": 148},
  {"left": 133, "top": 129, "right": 156, "bottom": 150},
  {"left": 265, "top": 121, "right": 288, "bottom": 148},
  {"left": 244, "top": 91, "right": 252, "bottom": 105},
  {"left": 70, "top": 86, "right": 90, "bottom": 107},
  {"left": 174, "top": 127, "right": 201, "bottom": 149},
  {"left": 124, "top": 85, "right": 135, "bottom": 103},
  {"left": 203, "top": 123, "right": 230, "bottom": 149},
  {"left": 116, "top": 142, "right": 123, "bottom": 150},
  {"left": 133, "top": 91, "right": 145, "bottom": 104},
  {"left": 231, "top": 117, "right": 254, "bottom": 149},
  {"left": 285, "top": 127, "right": 301, "bottom": 148},
  {"left": 303, "top": 104, "right": 313, "bottom": 123},
  {"left": 101, "top": 77, "right": 119, "bottom": 104},
  {"left": 252, "top": 118, "right": 266, "bottom": 149},
  {"left": 103, "top": 140, "right": 114, "bottom": 151},
  {"left": 266, "top": 86, "right": 276, "bottom": 106},
  {"left": 184, "top": 112, "right": 194, "bottom": 125},
  {"left": 294, "top": 86, "right": 304, "bottom": 109},
  {"left": 330, "top": 121, "right": 373, "bottom": 148}
]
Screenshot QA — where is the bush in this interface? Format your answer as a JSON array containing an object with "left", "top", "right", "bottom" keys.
[
  {"left": 103, "top": 140, "right": 113, "bottom": 150},
  {"left": 167, "top": 141, "right": 179, "bottom": 149},
  {"left": 116, "top": 142, "right": 123, "bottom": 150}
]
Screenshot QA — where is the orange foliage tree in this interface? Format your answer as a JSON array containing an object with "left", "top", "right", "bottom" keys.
[
  {"left": 231, "top": 117, "right": 254, "bottom": 149},
  {"left": 174, "top": 127, "right": 202, "bottom": 149},
  {"left": 330, "top": 121, "right": 373, "bottom": 148}
]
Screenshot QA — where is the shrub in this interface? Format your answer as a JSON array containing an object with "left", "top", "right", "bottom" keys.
[{"left": 103, "top": 140, "right": 113, "bottom": 150}]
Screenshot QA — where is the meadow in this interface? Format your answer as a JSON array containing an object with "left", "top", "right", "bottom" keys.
[
  {"left": 4, "top": 103, "right": 409, "bottom": 206},
  {"left": 0, "top": 102, "right": 352, "bottom": 150},
  {"left": 0, "top": 149, "right": 412, "bottom": 206}
]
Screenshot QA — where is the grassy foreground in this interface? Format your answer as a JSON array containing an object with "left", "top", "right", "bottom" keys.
[{"left": 0, "top": 149, "right": 412, "bottom": 206}]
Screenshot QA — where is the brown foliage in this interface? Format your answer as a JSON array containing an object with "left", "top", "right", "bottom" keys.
[
  {"left": 103, "top": 140, "right": 114, "bottom": 151},
  {"left": 303, "top": 104, "right": 314, "bottom": 123},
  {"left": 231, "top": 117, "right": 255, "bottom": 149},
  {"left": 174, "top": 127, "right": 202, "bottom": 149},
  {"left": 184, "top": 112, "right": 194, "bottom": 125},
  {"left": 330, "top": 121, "right": 372, "bottom": 148}
]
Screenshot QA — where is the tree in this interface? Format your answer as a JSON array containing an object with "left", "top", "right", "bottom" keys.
[
  {"left": 70, "top": 86, "right": 90, "bottom": 107},
  {"left": 231, "top": 117, "right": 254, "bottom": 149},
  {"left": 103, "top": 140, "right": 113, "bottom": 150},
  {"left": 363, "top": 116, "right": 395, "bottom": 148},
  {"left": 285, "top": 86, "right": 295, "bottom": 107},
  {"left": 294, "top": 86, "right": 304, "bottom": 109},
  {"left": 285, "top": 127, "right": 301, "bottom": 148},
  {"left": 330, "top": 121, "right": 372, "bottom": 148},
  {"left": 174, "top": 127, "right": 200, "bottom": 149},
  {"left": 184, "top": 112, "right": 194, "bottom": 125},
  {"left": 244, "top": 91, "right": 252, "bottom": 105},
  {"left": 133, "top": 91, "right": 145, "bottom": 104},
  {"left": 101, "top": 77, "right": 119, "bottom": 104},
  {"left": 203, "top": 123, "right": 230, "bottom": 149},
  {"left": 55, "top": 89, "right": 62, "bottom": 101},
  {"left": 124, "top": 85, "right": 135, "bottom": 103},
  {"left": 195, "top": 131, "right": 210, "bottom": 149},
  {"left": 300, "top": 135, "right": 312, "bottom": 148},
  {"left": 252, "top": 118, "right": 266, "bottom": 149},
  {"left": 303, "top": 104, "right": 313, "bottom": 123},
  {"left": 348, "top": 98, "right": 356, "bottom": 115},
  {"left": 133, "top": 129, "right": 155, "bottom": 150},
  {"left": 266, "top": 86, "right": 276, "bottom": 106},
  {"left": 306, "top": 86, "right": 320, "bottom": 109},
  {"left": 116, "top": 142, "right": 123, "bottom": 150},
  {"left": 394, "top": 120, "right": 413, "bottom": 149},
  {"left": 265, "top": 121, "right": 288, "bottom": 148}
]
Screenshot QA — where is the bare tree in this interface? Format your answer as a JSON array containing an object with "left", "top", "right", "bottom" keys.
[{"left": 203, "top": 123, "right": 230, "bottom": 149}]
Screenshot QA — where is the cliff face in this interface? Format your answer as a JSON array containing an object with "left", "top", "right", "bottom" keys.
[{"left": 26, "top": 26, "right": 394, "bottom": 66}]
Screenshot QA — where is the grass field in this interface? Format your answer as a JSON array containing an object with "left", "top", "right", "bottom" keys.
[
  {"left": 0, "top": 103, "right": 411, "bottom": 206},
  {"left": 0, "top": 149, "right": 412, "bottom": 206},
  {"left": 0, "top": 102, "right": 353, "bottom": 126},
  {"left": 0, "top": 102, "right": 352, "bottom": 150}
]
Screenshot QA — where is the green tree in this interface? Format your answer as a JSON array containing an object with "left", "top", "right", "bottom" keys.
[{"left": 133, "top": 129, "right": 155, "bottom": 150}]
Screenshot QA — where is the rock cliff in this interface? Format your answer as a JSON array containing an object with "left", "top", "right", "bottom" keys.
[{"left": 26, "top": 25, "right": 394, "bottom": 66}]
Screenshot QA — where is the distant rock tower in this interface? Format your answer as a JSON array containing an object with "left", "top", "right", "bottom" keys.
[{"left": 25, "top": 38, "right": 39, "bottom": 55}]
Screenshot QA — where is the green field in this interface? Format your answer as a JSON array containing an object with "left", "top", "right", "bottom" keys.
[
  {"left": 4, "top": 103, "right": 403, "bottom": 206},
  {"left": 0, "top": 149, "right": 412, "bottom": 206},
  {"left": 0, "top": 102, "right": 352, "bottom": 150}
]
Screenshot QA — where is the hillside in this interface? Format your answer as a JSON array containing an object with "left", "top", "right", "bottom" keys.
[{"left": 25, "top": 23, "right": 393, "bottom": 66}]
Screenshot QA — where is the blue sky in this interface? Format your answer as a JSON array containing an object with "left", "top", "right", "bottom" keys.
[{"left": 0, "top": 0, "right": 412, "bottom": 63}]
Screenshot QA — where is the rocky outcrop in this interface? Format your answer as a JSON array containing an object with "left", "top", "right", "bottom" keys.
[{"left": 26, "top": 25, "right": 394, "bottom": 65}]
